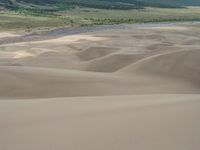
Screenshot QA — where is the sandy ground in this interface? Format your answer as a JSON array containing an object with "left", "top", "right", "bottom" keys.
[
  {"left": 0, "top": 32, "right": 21, "bottom": 38},
  {"left": 0, "top": 23, "right": 200, "bottom": 150}
]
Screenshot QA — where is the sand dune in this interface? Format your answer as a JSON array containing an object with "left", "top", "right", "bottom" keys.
[
  {"left": 0, "top": 23, "right": 199, "bottom": 98},
  {"left": 85, "top": 53, "right": 145, "bottom": 72},
  {"left": 0, "top": 32, "right": 21, "bottom": 38},
  {"left": 0, "top": 23, "right": 200, "bottom": 150},
  {"left": 0, "top": 63, "right": 199, "bottom": 99},
  {"left": 0, "top": 66, "right": 132, "bottom": 98},
  {"left": 120, "top": 49, "right": 200, "bottom": 85},
  {"left": 1, "top": 95, "right": 200, "bottom": 150},
  {"left": 77, "top": 47, "right": 119, "bottom": 61}
]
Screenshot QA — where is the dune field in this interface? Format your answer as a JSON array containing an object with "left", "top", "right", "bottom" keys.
[{"left": 0, "top": 23, "right": 200, "bottom": 150}]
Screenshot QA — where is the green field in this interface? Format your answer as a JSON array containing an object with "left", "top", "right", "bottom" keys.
[
  {"left": 0, "top": 11, "right": 69, "bottom": 31},
  {"left": 1, "top": 7, "right": 200, "bottom": 31},
  {"left": 61, "top": 7, "right": 200, "bottom": 25},
  {"left": 2, "top": 0, "right": 200, "bottom": 10}
]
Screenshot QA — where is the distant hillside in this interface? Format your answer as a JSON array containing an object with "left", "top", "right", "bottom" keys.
[
  {"left": 1, "top": 0, "right": 200, "bottom": 10},
  {"left": 0, "top": 0, "right": 13, "bottom": 8}
]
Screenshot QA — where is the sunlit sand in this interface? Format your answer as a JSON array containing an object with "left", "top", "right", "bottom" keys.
[{"left": 0, "top": 23, "right": 200, "bottom": 150}]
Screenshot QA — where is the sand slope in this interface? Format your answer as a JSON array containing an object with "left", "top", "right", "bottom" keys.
[
  {"left": 1, "top": 95, "right": 200, "bottom": 150},
  {"left": 119, "top": 49, "right": 200, "bottom": 85},
  {"left": 0, "top": 65, "right": 199, "bottom": 99},
  {"left": 0, "top": 23, "right": 200, "bottom": 150}
]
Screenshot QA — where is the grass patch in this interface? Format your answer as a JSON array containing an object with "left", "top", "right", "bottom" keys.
[
  {"left": 1, "top": 7, "right": 200, "bottom": 31},
  {"left": 61, "top": 7, "right": 200, "bottom": 25}
]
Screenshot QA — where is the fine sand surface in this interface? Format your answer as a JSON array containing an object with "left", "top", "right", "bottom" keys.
[
  {"left": 1, "top": 95, "right": 200, "bottom": 150},
  {"left": 0, "top": 23, "right": 200, "bottom": 150}
]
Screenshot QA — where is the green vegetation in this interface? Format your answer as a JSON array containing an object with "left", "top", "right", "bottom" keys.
[
  {"left": 0, "top": 11, "right": 68, "bottom": 31},
  {"left": 0, "top": 0, "right": 200, "bottom": 31},
  {"left": 1, "top": 7, "right": 200, "bottom": 31},
  {"left": 61, "top": 7, "right": 200, "bottom": 25},
  {"left": 1, "top": 0, "right": 200, "bottom": 11}
]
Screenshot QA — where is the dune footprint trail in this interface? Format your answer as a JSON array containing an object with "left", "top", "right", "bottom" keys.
[{"left": 1, "top": 23, "right": 200, "bottom": 150}]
